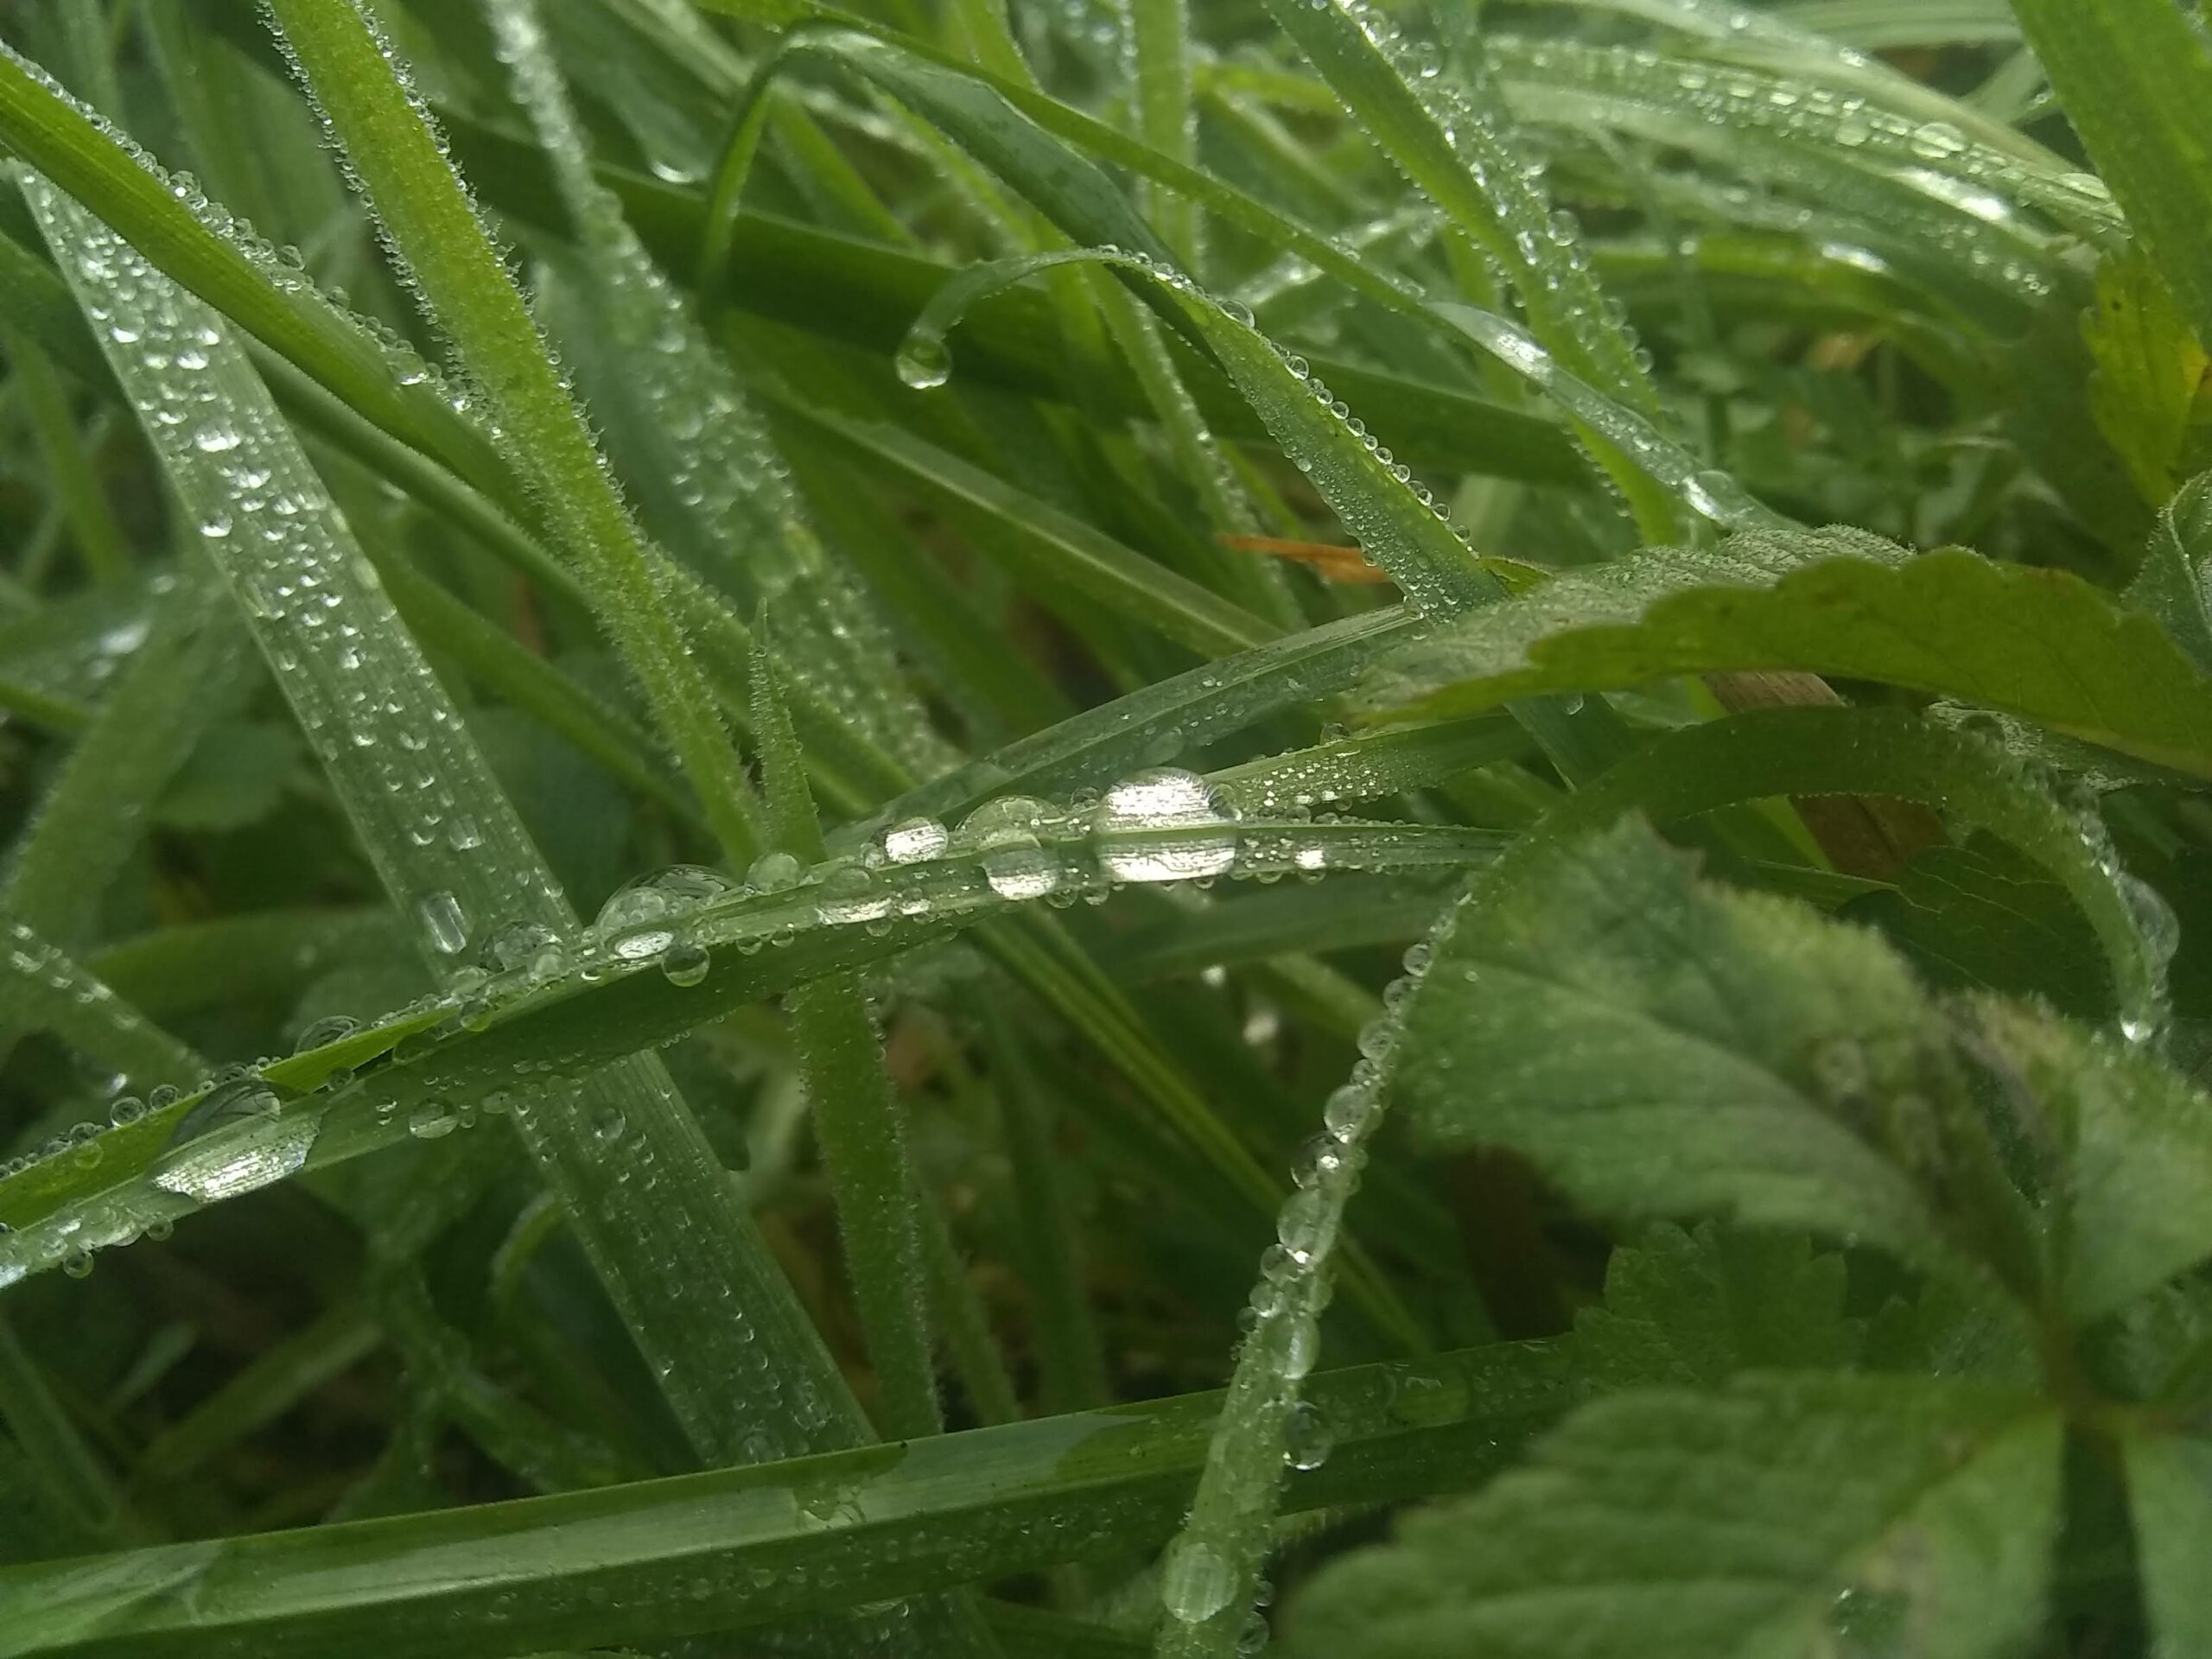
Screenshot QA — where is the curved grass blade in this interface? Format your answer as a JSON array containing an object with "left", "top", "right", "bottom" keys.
[
  {"left": 262, "top": 0, "right": 764, "bottom": 866},
  {"left": 1154, "top": 937, "right": 1429, "bottom": 1656},
  {"left": 0, "top": 1340, "right": 1569, "bottom": 1659},
  {"left": 1490, "top": 37, "right": 2084, "bottom": 295},
  {"left": 1560, "top": 0, "right": 2053, "bottom": 163}
]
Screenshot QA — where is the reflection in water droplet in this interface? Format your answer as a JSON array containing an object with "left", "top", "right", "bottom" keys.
[{"left": 1096, "top": 769, "right": 1240, "bottom": 883}]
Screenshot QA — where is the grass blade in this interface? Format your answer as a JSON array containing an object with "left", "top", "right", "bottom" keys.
[
  {"left": 753, "top": 632, "right": 943, "bottom": 1441},
  {"left": 262, "top": 0, "right": 764, "bottom": 865},
  {"left": 2010, "top": 0, "right": 2212, "bottom": 345},
  {"left": 0, "top": 1340, "right": 1571, "bottom": 1659},
  {"left": 21, "top": 175, "right": 875, "bottom": 1478}
]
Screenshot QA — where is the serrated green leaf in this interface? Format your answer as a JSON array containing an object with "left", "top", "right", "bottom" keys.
[
  {"left": 1574, "top": 1222, "right": 1858, "bottom": 1391},
  {"left": 1364, "top": 535, "right": 2212, "bottom": 780},
  {"left": 1287, "top": 1376, "right": 2061, "bottom": 1659},
  {"left": 2128, "top": 471, "right": 2212, "bottom": 675},
  {"left": 1844, "top": 841, "right": 2108, "bottom": 1020},
  {"left": 2084, "top": 248, "right": 2211, "bottom": 509},
  {"left": 1397, "top": 817, "right": 1971, "bottom": 1277},
  {"left": 1969, "top": 999, "right": 2212, "bottom": 1322}
]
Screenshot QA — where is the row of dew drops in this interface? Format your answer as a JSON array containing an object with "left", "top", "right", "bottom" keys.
[
  {"left": 1156, "top": 934, "right": 1433, "bottom": 1652},
  {"left": 0, "top": 769, "right": 1398, "bottom": 1262}
]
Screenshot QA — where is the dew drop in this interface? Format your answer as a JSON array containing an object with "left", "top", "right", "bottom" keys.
[
  {"left": 894, "top": 333, "right": 952, "bottom": 391},
  {"left": 1096, "top": 769, "right": 1239, "bottom": 883},
  {"left": 659, "top": 935, "right": 710, "bottom": 987}
]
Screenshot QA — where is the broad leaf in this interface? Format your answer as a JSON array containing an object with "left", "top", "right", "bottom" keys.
[
  {"left": 1398, "top": 817, "right": 1977, "bottom": 1275},
  {"left": 1363, "top": 535, "right": 2212, "bottom": 779},
  {"left": 1970, "top": 999, "right": 2212, "bottom": 1322},
  {"left": 2129, "top": 472, "right": 2212, "bottom": 676},
  {"left": 1287, "top": 1375, "right": 2061, "bottom": 1659},
  {"left": 1574, "top": 1223, "right": 1859, "bottom": 1390},
  {"left": 2124, "top": 1431, "right": 2212, "bottom": 1659}
]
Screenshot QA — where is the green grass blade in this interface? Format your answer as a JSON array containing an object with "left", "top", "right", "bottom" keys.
[
  {"left": 835, "top": 606, "right": 1426, "bottom": 847},
  {"left": 776, "top": 400, "right": 1276, "bottom": 658},
  {"left": 753, "top": 634, "right": 943, "bottom": 1440},
  {"left": 0, "top": 814, "right": 1498, "bottom": 1285},
  {"left": 21, "top": 175, "right": 875, "bottom": 1478},
  {"left": 5, "top": 327, "right": 125, "bottom": 584},
  {"left": 1126, "top": 0, "right": 1200, "bottom": 270},
  {"left": 488, "top": 0, "right": 944, "bottom": 772},
  {"left": 0, "top": 560, "right": 245, "bottom": 950},
  {"left": 0, "top": 1340, "right": 1571, "bottom": 1659},
  {"left": 261, "top": 0, "right": 764, "bottom": 866},
  {"left": 1155, "top": 950, "right": 1421, "bottom": 1656},
  {"left": 1259, "top": 0, "right": 1678, "bottom": 537},
  {"left": 0, "top": 39, "right": 510, "bottom": 508},
  {"left": 0, "top": 918, "right": 202, "bottom": 1097},
  {"left": 2010, "top": 0, "right": 2212, "bottom": 345}
]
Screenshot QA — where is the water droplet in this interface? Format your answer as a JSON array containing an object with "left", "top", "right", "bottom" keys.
[
  {"left": 1909, "top": 120, "right": 1967, "bottom": 161},
  {"left": 880, "top": 817, "right": 948, "bottom": 864},
  {"left": 746, "top": 850, "right": 805, "bottom": 892},
  {"left": 1096, "top": 769, "right": 1239, "bottom": 883},
  {"left": 954, "top": 797, "right": 1065, "bottom": 901},
  {"left": 895, "top": 333, "right": 952, "bottom": 391},
  {"left": 1160, "top": 1536, "right": 1237, "bottom": 1623},
  {"left": 295, "top": 1014, "right": 359, "bottom": 1053},
  {"left": 417, "top": 890, "right": 469, "bottom": 957},
  {"left": 1283, "top": 1401, "right": 1334, "bottom": 1471},
  {"left": 660, "top": 935, "right": 710, "bottom": 987}
]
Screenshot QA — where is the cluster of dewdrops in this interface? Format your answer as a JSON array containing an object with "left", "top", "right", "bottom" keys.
[{"left": 1155, "top": 936, "right": 1433, "bottom": 1650}]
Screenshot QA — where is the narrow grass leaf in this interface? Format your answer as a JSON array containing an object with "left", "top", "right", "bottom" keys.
[
  {"left": 24, "top": 175, "right": 874, "bottom": 1476},
  {"left": 0, "top": 1341, "right": 1572, "bottom": 1659},
  {"left": 262, "top": 0, "right": 764, "bottom": 865},
  {"left": 2010, "top": 0, "right": 2212, "bottom": 345},
  {"left": 753, "top": 635, "right": 942, "bottom": 1440}
]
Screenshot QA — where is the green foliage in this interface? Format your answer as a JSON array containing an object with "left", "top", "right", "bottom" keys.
[{"left": 0, "top": 3, "right": 2208, "bottom": 1656}]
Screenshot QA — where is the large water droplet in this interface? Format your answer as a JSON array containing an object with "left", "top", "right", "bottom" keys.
[
  {"left": 660, "top": 935, "right": 710, "bottom": 987},
  {"left": 1160, "top": 1536, "right": 1238, "bottom": 1623},
  {"left": 417, "top": 889, "right": 469, "bottom": 957},
  {"left": 954, "top": 797, "right": 1065, "bottom": 901},
  {"left": 1283, "top": 1400, "right": 1334, "bottom": 1471},
  {"left": 894, "top": 333, "right": 952, "bottom": 391},
  {"left": 880, "top": 817, "right": 948, "bottom": 864},
  {"left": 1096, "top": 769, "right": 1239, "bottom": 883}
]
